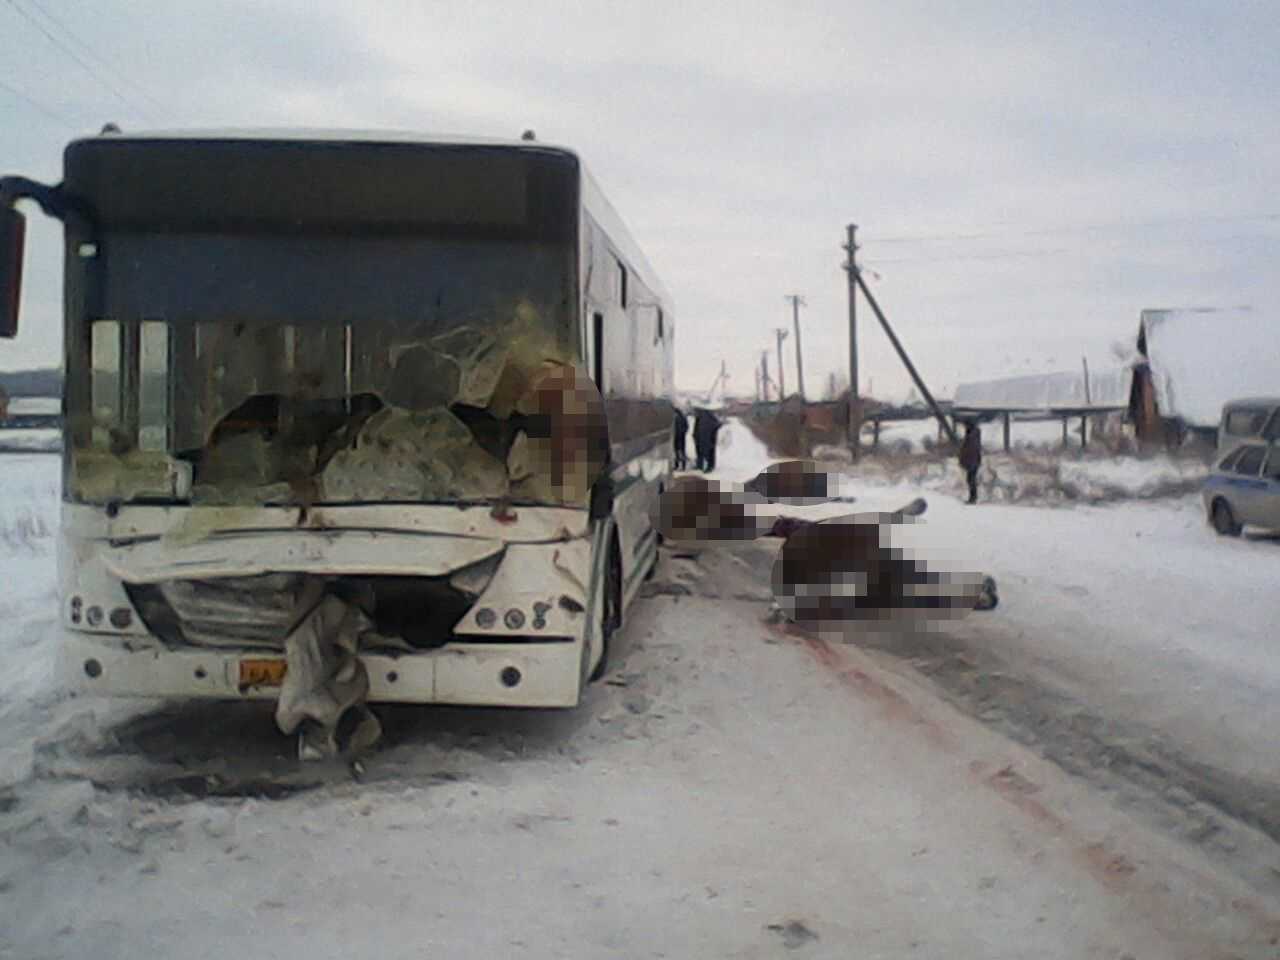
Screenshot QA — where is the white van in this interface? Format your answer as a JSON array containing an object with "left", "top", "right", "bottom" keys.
[{"left": 1217, "top": 398, "right": 1280, "bottom": 457}]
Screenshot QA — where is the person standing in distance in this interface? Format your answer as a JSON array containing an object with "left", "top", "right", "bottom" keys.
[
  {"left": 959, "top": 421, "right": 982, "bottom": 504},
  {"left": 672, "top": 406, "right": 689, "bottom": 470}
]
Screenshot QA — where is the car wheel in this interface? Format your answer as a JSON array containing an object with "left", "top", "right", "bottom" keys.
[{"left": 1211, "top": 499, "right": 1242, "bottom": 537}]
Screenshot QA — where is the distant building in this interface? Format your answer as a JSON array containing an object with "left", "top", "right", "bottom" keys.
[
  {"left": 1131, "top": 307, "right": 1277, "bottom": 443},
  {"left": 953, "top": 368, "right": 1131, "bottom": 414}
]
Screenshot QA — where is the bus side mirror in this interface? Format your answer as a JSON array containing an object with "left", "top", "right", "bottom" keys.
[{"left": 0, "top": 204, "right": 25, "bottom": 339}]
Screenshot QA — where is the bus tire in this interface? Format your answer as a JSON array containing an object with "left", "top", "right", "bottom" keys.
[
  {"left": 644, "top": 535, "right": 660, "bottom": 581},
  {"left": 589, "top": 532, "right": 623, "bottom": 682}
]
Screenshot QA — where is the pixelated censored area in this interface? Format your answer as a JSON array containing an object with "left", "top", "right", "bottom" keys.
[
  {"left": 511, "top": 364, "right": 610, "bottom": 502},
  {"left": 771, "top": 516, "right": 988, "bottom": 627},
  {"left": 655, "top": 468, "right": 994, "bottom": 625},
  {"left": 657, "top": 475, "right": 769, "bottom": 541},
  {"left": 742, "top": 459, "right": 838, "bottom": 506}
]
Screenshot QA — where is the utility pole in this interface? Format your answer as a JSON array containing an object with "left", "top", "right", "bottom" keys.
[
  {"left": 712, "top": 358, "right": 728, "bottom": 404},
  {"left": 842, "top": 224, "right": 860, "bottom": 458},
  {"left": 785, "top": 294, "right": 807, "bottom": 401},
  {"left": 774, "top": 328, "right": 789, "bottom": 400},
  {"left": 761, "top": 351, "right": 771, "bottom": 402},
  {"left": 851, "top": 265, "right": 959, "bottom": 448},
  {"left": 1081, "top": 355, "right": 1091, "bottom": 450}
]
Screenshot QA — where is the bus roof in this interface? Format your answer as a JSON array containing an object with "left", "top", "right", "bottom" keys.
[
  {"left": 72, "top": 128, "right": 671, "bottom": 306},
  {"left": 77, "top": 126, "right": 575, "bottom": 151}
]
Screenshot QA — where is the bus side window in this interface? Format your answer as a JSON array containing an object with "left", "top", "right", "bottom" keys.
[
  {"left": 90, "top": 319, "right": 122, "bottom": 451},
  {"left": 592, "top": 312, "right": 605, "bottom": 394},
  {"left": 138, "top": 320, "right": 170, "bottom": 451}
]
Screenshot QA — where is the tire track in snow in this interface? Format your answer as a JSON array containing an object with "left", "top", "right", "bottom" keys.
[
  {"left": 728, "top": 536, "right": 1280, "bottom": 906},
  {"left": 759, "top": 594, "right": 1280, "bottom": 954}
]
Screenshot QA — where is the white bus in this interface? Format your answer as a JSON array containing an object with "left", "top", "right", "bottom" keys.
[{"left": 0, "top": 130, "right": 673, "bottom": 749}]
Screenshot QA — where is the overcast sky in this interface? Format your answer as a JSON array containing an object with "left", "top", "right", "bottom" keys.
[{"left": 2, "top": 0, "right": 1277, "bottom": 400}]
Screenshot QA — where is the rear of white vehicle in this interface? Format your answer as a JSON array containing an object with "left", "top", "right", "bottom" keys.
[{"left": 1217, "top": 398, "right": 1280, "bottom": 459}]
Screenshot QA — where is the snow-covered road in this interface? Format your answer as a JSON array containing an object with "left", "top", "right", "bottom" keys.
[
  {"left": 717, "top": 418, "right": 1280, "bottom": 890},
  {"left": 3, "top": 429, "right": 1280, "bottom": 956},
  {"left": 719, "top": 415, "right": 1280, "bottom": 785}
]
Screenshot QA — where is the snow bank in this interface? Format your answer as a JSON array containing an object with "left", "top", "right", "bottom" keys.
[
  {"left": 6, "top": 396, "right": 60, "bottom": 416},
  {"left": 840, "top": 450, "right": 1206, "bottom": 507},
  {"left": 0, "top": 429, "right": 61, "bottom": 453},
  {"left": 0, "top": 456, "right": 64, "bottom": 790}
]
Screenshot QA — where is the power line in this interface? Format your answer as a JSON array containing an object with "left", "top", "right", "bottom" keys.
[
  {"left": 866, "top": 247, "right": 1069, "bottom": 266},
  {"left": 0, "top": 75, "right": 80, "bottom": 131},
  {"left": 20, "top": 0, "right": 169, "bottom": 119},
  {"left": 3, "top": 0, "right": 155, "bottom": 121},
  {"left": 866, "top": 226, "right": 1279, "bottom": 266},
  {"left": 869, "top": 212, "right": 1280, "bottom": 245}
]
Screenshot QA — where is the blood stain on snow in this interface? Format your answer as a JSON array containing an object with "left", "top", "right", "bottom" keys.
[{"left": 770, "top": 619, "right": 953, "bottom": 749}]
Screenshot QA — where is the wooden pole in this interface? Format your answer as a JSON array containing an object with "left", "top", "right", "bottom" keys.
[
  {"left": 1081, "top": 357, "right": 1092, "bottom": 451},
  {"left": 787, "top": 294, "right": 806, "bottom": 401},
  {"left": 843, "top": 224, "right": 860, "bottom": 459},
  {"left": 852, "top": 269, "right": 960, "bottom": 448},
  {"left": 774, "top": 328, "right": 788, "bottom": 401},
  {"left": 1003, "top": 411, "right": 1011, "bottom": 452}
]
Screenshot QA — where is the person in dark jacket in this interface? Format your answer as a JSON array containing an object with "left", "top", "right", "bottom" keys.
[
  {"left": 691, "top": 408, "right": 708, "bottom": 471},
  {"left": 959, "top": 421, "right": 982, "bottom": 504},
  {"left": 672, "top": 407, "right": 689, "bottom": 470},
  {"left": 704, "top": 416, "right": 722, "bottom": 472},
  {"left": 693, "top": 408, "right": 721, "bottom": 473}
]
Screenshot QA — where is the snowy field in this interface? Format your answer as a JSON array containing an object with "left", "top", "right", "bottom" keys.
[
  {"left": 3, "top": 430, "right": 1280, "bottom": 957},
  {"left": 0, "top": 455, "right": 77, "bottom": 790},
  {"left": 0, "top": 397, "right": 62, "bottom": 453},
  {"left": 0, "top": 430, "right": 61, "bottom": 453}
]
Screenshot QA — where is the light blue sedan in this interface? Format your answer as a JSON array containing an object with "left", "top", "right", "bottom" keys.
[{"left": 1203, "top": 443, "right": 1280, "bottom": 536}]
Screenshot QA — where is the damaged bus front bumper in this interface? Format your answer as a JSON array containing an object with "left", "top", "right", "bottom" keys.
[
  {"left": 59, "top": 629, "right": 585, "bottom": 707},
  {"left": 58, "top": 505, "right": 599, "bottom": 711}
]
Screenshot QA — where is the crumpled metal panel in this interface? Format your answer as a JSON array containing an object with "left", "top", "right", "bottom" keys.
[
  {"left": 159, "top": 572, "right": 318, "bottom": 648},
  {"left": 101, "top": 529, "right": 506, "bottom": 583}
]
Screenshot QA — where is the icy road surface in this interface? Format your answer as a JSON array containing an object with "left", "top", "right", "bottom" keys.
[
  {"left": 2, "top": 436, "right": 1280, "bottom": 957},
  {"left": 715, "top": 419, "right": 1280, "bottom": 894},
  {"left": 715, "top": 419, "right": 1280, "bottom": 803}
]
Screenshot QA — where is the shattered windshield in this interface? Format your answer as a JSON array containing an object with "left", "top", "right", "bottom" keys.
[{"left": 67, "top": 237, "right": 599, "bottom": 508}]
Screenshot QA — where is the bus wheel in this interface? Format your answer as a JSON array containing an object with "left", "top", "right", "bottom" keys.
[
  {"left": 590, "top": 534, "right": 623, "bottom": 682},
  {"left": 644, "top": 539, "right": 660, "bottom": 581}
]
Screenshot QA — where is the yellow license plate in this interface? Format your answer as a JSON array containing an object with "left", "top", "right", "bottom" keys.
[{"left": 239, "top": 658, "right": 287, "bottom": 689}]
